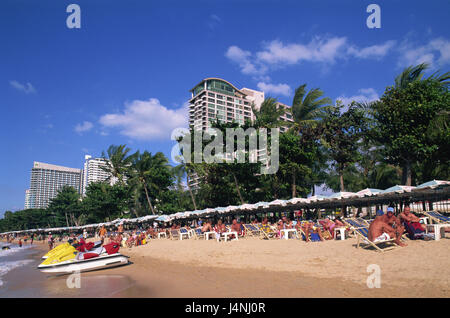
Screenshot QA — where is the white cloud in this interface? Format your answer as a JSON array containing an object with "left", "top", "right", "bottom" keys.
[
  {"left": 347, "top": 40, "right": 396, "bottom": 59},
  {"left": 226, "top": 36, "right": 399, "bottom": 77},
  {"left": 99, "top": 98, "right": 188, "bottom": 141},
  {"left": 225, "top": 46, "right": 262, "bottom": 75},
  {"left": 9, "top": 80, "right": 36, "bottom": 94},
  {"left": 257, "top": 82, "right": 292, "bottom": 97},
  {"left": 256, "top": 37, "right": 348, "bottom": 65},
  {"left": 75, "top": 121, "right": 94, "bottom": 134},
  {"left": 336, "top": 88, "right": 379, "bottom": 107},
  {"left": 397, "top": 37, "right": 450, "bottom": 68}
]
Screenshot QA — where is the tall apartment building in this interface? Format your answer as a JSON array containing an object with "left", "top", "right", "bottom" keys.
[
  {"left": 187, "top": 78, "right": 294, "bottom": 188},
  {"left": 189, "top": 78, "right": 265, "bottom": 130},
  {"left": 24, "top": 189, "right": 32, "bottom": 209},
  {"left": 27, "top": 161, "right": 83, "bottom": 209},
  {"left": 81, "top": 155, "right": 118, "bottom": 195}
]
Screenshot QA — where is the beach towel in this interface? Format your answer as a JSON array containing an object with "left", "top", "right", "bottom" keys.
[{"left": 403, "top": 221, "right": 425, "bottom": 240}]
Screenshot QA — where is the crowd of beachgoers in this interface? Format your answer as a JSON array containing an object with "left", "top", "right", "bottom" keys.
[{"left": 2, "top": 206, "right": 447, "bottom": 253}]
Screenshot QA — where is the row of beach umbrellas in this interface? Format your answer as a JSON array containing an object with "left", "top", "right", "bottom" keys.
[{"left": 2, "top": 180, "right": 449, "bottom": 235}]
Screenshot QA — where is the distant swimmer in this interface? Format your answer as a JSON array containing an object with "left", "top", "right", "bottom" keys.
[{"left": 2, "top": 246, "right": 11, "bottom": 250}]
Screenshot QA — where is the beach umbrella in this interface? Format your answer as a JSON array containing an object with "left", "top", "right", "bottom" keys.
[
  {"left": 269, "top": 199, "right": 288, "bottom": 207},
  {"left": 239, "top": 203, "right": 257, "bottom": 211},
  {"left": 307, "top": 195, "right": 327, "bottom": 202},
  {"left": 214, "top": 207, "right": 227, "bottom": 214},
  {"left": 356, "top": 188, "right": 383, "bottom": 197},
  {"left": 415, "top": 180, "right": 450, "bottom": 189},
  {"left": 380, "top": 185, "right": 416, "bottom": 194},
  {"left": 287, "top": 198, "right": 308, "bottom": 205}
]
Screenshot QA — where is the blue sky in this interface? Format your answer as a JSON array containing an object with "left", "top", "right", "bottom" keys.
[{"left": 1, "top": 0, "right": 449, "bottom": 214}]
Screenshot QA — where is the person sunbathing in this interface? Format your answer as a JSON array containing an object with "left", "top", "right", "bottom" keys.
[
  {"left": 299, "top": 221, "right": 323, "bottom": 242},
  {"left": 368, "top": 209, "right": 406, "bottom": 247},
  {"left": 319, "top": 218, "right": 336, "bottom": 236},
  {"left": 380, "top": 207, "right": 406, "bottom": 244},
  {"left": 230, "top": 219, "right": 242, "bottom": 234},
  {"left": 214, "top": 219, "right": 227, "bottom": 240},
  {"left": 399, "top": 206, "right": 426, "bottom": 231},
  {"left": 201, "top": 221, "right": 213, "bottom": 233},
  {"left": 214, "top": 220, "right": 226, "bottom": 234}
]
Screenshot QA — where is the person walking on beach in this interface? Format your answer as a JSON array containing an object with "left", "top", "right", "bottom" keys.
[
  {"left": 18, "top": 238, "right": 22, "bottom": 247},
  {"left": 47, "top": 233, "right": 54, "bottom": 251},
  {"left": 99, "top": 226, "right": 107, "bottom": 244}
]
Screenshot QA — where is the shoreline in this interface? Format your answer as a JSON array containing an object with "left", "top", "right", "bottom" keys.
[{"left": 2, "top": 236, "right": 450, "bottom": 297}]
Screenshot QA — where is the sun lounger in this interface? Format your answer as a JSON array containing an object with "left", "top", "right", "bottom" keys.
[
  {"left": 259, "top": 224, "right": 278, "bottom": 239},
  {"left": 353, "top": 226, "right": 398, "bottom": 252},
  {"left": 242, "top": 224, "right": 261, "bottom": 237},
  {"left": 422, "top": 211, "right": 450, "bottom": 224}
]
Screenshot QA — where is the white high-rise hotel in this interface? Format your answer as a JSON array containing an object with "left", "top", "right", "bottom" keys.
[
  {"left": 26, "top": 161, "right": 83, "bottom": 209},
  {"left": 81, "top": 155, "right": 114, "bottom": 195},
  {"left": 188, "top": 78, "right": 293, "bottom": 187},
  {"left": 25, "top": 156, "right": 117, "bottom": 209},
  {"left": 189, "top": 77, "right": 293, "bottom": 131}
]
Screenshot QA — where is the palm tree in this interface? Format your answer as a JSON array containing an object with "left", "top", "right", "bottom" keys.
[
  {"left": 394, "top": 63, "right": 429, "bottom": 89},
  {"left": 172, "top": 156, "right": 198, "bottom": 211},
  {"left": 289, "top": 84, "right": 332, "bottom": 133},
  {"left": 251, "top": 97, "right": 286, "bottom": 128},
  {"left": 129, "top": 151, "right": 172, "bottom": 215},
  {"left": 101, "top": 144, "right": 133, "bottom": 185}
]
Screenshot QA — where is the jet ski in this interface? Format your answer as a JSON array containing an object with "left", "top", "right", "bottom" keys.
[
  {"left": 38, "top": 242, "right": 128, "bottom": 274},
  {"left": 42, "top": 242, "right": 71, "bottom": 259},
  {"left": 2, "top": 246, "right": 11, "bottom": 250},
  {"left": 42, "top": 240, "right": 102, "bottom": 260}
]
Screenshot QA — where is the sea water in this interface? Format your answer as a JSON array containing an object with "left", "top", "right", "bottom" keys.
[{"left": 0, "top": 241, "right": 35, "bottom": 288}]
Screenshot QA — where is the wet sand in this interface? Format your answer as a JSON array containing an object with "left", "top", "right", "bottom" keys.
[{"left": 2, "top": 236, "right": 450, "bottom": 297}]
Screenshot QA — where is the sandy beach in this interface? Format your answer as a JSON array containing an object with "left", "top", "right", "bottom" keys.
[{"left": 2, "top": 236, "right": 450, "bottom": 297}]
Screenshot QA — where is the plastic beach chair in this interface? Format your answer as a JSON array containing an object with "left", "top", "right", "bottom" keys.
[
  {"left": 193, "top": 227, "right": 205, "bottom": 240},
  {"left": 421, "top": 211, "right": 450, "bottom": 240},
  {"left": 170, "top": 229, "right": 180, "bottom": 240},
  {"left": 179, "top": 228, "right": 191, "bottom": 240}
]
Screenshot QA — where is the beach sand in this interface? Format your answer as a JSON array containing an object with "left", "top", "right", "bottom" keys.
[{"left": 3, "top": 236, "right": 450, "bottom": 297}]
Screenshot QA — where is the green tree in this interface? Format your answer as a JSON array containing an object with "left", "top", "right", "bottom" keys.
[
  {"left": 374, "top": 78, "right": 450, "bottom": 185},
  {"left": 47, "top": 186, "right": 83, "bottom": 227},
  {"left": 322, "top": 101, "right": 367, "bottom": 191}
]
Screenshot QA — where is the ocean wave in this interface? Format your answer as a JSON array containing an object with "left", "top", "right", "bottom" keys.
[
  {"left": 0, "top": 259, "right": 34, "bottom": 287},
  {"left": 0, "top": 244, "right": 34, "bottom": 258}
]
